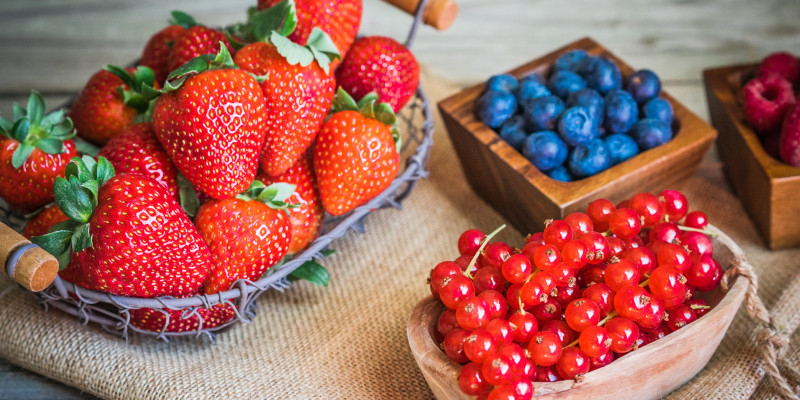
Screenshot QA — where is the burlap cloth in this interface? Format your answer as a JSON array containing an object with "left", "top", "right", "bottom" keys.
[{"left": 0, "top": 71, "right": 798, "bottom": 400}]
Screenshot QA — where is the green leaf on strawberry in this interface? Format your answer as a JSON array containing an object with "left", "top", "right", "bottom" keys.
[
  {"left": 177, "top": 173, "right": 199, "bottom": 218},
  {"left": 236, "top": 180, "right": 298, "bottom": 211},
  {"left": 251, "top": 0, "right": 298, "bottom": 41},
  {"left": 104, "top": 65, "right": 157, "bottom": 115},
  {"left": 329, "top": 88, "right": 403, "bottom": 152},
  {"left": 168, "top": 10, "right": 198, "bottom": 29},
  {"left": 156, "top": 42, "right": 239, "bottom": 94},
  {"left": 288, "top": 259, "right": 330, "bottom": 287}
]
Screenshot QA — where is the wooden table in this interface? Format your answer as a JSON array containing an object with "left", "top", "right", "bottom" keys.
[{"left": 0, "top": 0, "right": 797, "bottom": 398}]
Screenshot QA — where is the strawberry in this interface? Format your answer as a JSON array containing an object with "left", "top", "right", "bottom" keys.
[
  {"left": 336, "top": 36, "right": 420, "bottom": 112},
  {"left": 68, "top": 65, "right": 157, "bottom": 144},
  {"left": 23, "top": 204, "right": 68, "bottom": 239},
  {"left": 257, "top": 0, "right": 361, "bottom": 59},
  {"left": 234, "top": 3, "right": 339, "bottom": 177},
  {"left": 140, "top": 11, "right": 198, "bottom": 84},
  {"left": 313, "top": 89, "right": 400, "bottom": 215},
  {"left": 196, "top": 181, "right": 293, "bottom": 294},
  {"left": 130, "top": 302, "right": 236, "bottom": 333},
  {"left": 0, "top": 91, "right": 78, "bottom": 213},
  {"left": 151, "top": 45, "right": 267, "bottom": 199},
  {"left": 32, "top": 156, "right": 213, "bottom": 298},
  {"left": 97, "top": 122, "right": 179, "bottom": 200},
  {"left": 258, "top": 152, "right": 324, "bottom": 254},
  {"left": 166, "top": 25, "right": 234, "bottom": 74}
]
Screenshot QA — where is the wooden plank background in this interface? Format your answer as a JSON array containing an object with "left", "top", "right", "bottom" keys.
[{"left": 0, "top": 0, "right": 797, "bottom": 398}]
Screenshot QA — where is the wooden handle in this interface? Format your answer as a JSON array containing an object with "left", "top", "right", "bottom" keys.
[
  {"left": 381, "top": 0, "right": 458, "bottom": 31},
  {"left": 0, "top": 223, "right": 58, "bottom": 292}
]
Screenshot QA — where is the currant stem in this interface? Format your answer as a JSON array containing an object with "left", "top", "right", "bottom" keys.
[
  {"left": 690, "top": 304, "right": 711, "bottom": 310},
  {"left": 564, "top": 311, "right": 619, "bottom": 348},
  {"left": 639, "top": 278, "right": 650, "bottom": 288},
  {"left": 464, "top": 224, "right": 506, "bottom": 280},
  {"left": 676, "top": 225, "right": 719, "bottom": 237}
]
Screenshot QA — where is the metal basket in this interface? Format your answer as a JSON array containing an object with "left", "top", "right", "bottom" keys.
[{"left": 0, "top": 4, "right": 435, "bottom": 341}]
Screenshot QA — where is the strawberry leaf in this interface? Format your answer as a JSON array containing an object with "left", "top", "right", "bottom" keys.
[
  {"left": 74, "top": 138, "right": 100, "bottom": 157},
  {"left": 177, "top": 173, "right": 199, "bottom": 218},
  {"left": 288, "top": 259, "right": 330, "bottom": 286},
  {"left": 374, "top": 103, "right": 397, "bottom": 126},
  {"left": 104, "top": 65, "right": 136, "bottom": 91},
  {"left": 251, "top": 0, "right": 297, "bottom": 41},
  {"left": 305, "top": 27, "right": 340, "bottom": 74},
  {"left": 71, "top": 223, "right": 92, "bottom": 253},
  {"left": 34, "top": 138, "right": 64, "bottom": 154},
  {"left": 132, "top": 66, "right": 156, "bottom": 91},
  {"left": 271, "top": 31, "right": 314, "bottom": 67},
  {"left": 95, "top": 156, "right": 115, "bottom": 187},
  {"left": 11, "top": 143, "right": 34, "bottom": 169},
  {"left": 331, "top": 88, "right": 358, "bottom": 113},
  {"left": 31, "top": 230, "right": 72, "bottom": 269},
  {"left": 11, "top": 118, "right": 30, "bottom": 143},
  {"left": 359, "top": 100, "right": 375, "bottom": 120},
  {"left": 392, "top": 127, "right": 402, "bottom": 152},
  {"left": 168, "top": 10, "right": 198, "bottom": 29},
  {"left": 53, "top": 178, "right": 91, "bottom": 223},
  {"left": 12, "top": 103, "right": 25, "bottom": 122},
  {"left": 25, "top": 91, "right": 45, "bottom": 126},
  {"left": 0, "top": 116, "right": 13, "bottom": 135},
  {"left": 40, "top": 109, "right": 65, "bottom": 127}
]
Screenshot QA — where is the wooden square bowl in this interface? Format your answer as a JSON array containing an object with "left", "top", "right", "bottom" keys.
[
  {"left": 438, "top": 37, "right": 717, "bottom": 235},
  {"left": 703, "top": 64, "right": 800, "bottom": 249}
]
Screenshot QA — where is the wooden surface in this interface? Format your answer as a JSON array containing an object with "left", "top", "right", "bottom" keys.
[
  {"left": 407, "top": 225, "right": 749, "bottom": 400},
  {"left": 704, "top": 64, "right": 800, "bottom": 249},
  {"left": 0, "top": 0, "right": 798, "bottom": 398},
  {"left": 439, "top": 37, "right": 717, "bottom": 236}
]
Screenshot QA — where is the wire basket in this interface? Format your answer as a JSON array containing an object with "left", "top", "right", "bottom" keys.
[{"left": 0, "top": 5, "right": 435, "bottom": 342}]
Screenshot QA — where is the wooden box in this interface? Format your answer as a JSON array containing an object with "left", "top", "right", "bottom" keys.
[
  {"left": 704, "top": 63, "right": 800, "bottom": 249},
  {"left": 438, "top": 37, "right": 717, "bottom": 235}
]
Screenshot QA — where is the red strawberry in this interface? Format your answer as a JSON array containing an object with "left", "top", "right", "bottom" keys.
[
  {"left": 23, "top": 204, "right": 68, "bottom": 239},
  {"left": 33, "top": 156, "right": 213, "bottom": 298},
  {"left": 0, "top": 91, "right": 78, "bottom": 213},
  {"left": 97, "top": 122, "right": 179, "bottom": 200},
  {"left": 313, "top": 90, "right": 400, "bottom": 215},
  {"left": 780, "top": 103, "right": 800, "bottom": 167},
  {"left": 742, "top": 74, "right": 796, "bottom": 134},
  {"left": 234, "top": 25, "right": 337, "bottom": 177},
  {"left": 140, "top": 11, "right": 199, "bottom": 84},
  {"left": 69, "top": 65, "right": 157, "bottom": 144},
  {"left": 196, "top": 181, "right": 293, "bottom": 294},
  {"left": 336, "top": 36, "right": 420, "bottom": 112},
  {"left": 166, "top": 26, "right": 234, "bottom": 74},
  {"left": 152, "top": 45, "right": 267, "bottom": 199},
  {"left": 258, "top": 152, "right": 324, "bottom": 254},
  {"left": 130, "top": 302, "right": 236, "bottom": 333},
  {"left": 257, "top": 0, "right": 361, "bottom": 59}
]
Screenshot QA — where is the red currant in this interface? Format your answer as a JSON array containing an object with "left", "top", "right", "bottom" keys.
[
  {"left": 534, "top": 365, "right": 561, "bottom": 382},
  {"left": 454, "top": 254, "right": 478, "bottom": 275},
  {"left": 443, "top": 328, "right": 471, "bottom": 363},
  {"left": 565, "top": 298, "right": 601, "bottom": 332},
  {"left": 482, "top": 242, "right": 513, "bottom": 269},
  {"left": 582, "top": 283, "right": 615, "bottom": 316},
  {"left": 587, "top": 198, "right": 616, "bottom": 232},
  {"left": 605, "top": 317, "right": 639, "bottom": 353},
  {"left": 589, "top": 350, "right": 615, "bottom": 371},
  {"left": 604, "top": 258, "right": 641, "bottom": 291},
  {"left": 634, "top": 331, "right": 652, "bottom": 349},
  {"left": 614, "top": 285, "right": 652, "bottom": 321},
  {"left": 685, "top": 253, "right": 722, "bottom": 291},
  {"left": 459, "top": 362, "right": 492, "bottom": 396},
  {"left": 666, "top": 304, "right": 697, "bottom": 331},
  {"left": 616, "top": 199, "right": 630, "bottom": 209},
  {"left": 684, "top": 211, "right": 708, "bottom": 230},
  {"left": 532, "top": 270, "right": 557, "bottom": 294},
  {"left": 485, "top": 318, "right": 514, "bottom": 345},
  {"left": 681, "top": 231, "right": 713, "bottom": 257},
  {"left": 482, "top": 353, "right": 514, "bottom": 386},
  {"left": 543, "top": 219, "right": 573, "bottom": 250},
  {"left": 580, "top": 263, "right": 606, "bottom": 286},
  {"left": 541, "top": 320, "right": 576, "bottom": 346},
  {"left": 457, "top": 296, "right": 492, "bottom": 331},
  {"left": 533, "top": 244, "right": 561, "bottom": 271},
  {"left": 529, "top": 331, "right": 563, "bottom": 366},
  {"left": 686, "top": 299, "right": 711, "bottom": 318},
  {"left": 459, "top": 229, "right": 486, "bottom": 256},
  {"left": 662, "top": 292, "right": 686, "bottom": 310},
  {"left": 509, "top": 379, "right": 534, "bottom": 400},
  {"left": 439, "top": 275, "right": 476, "bottom": 309},
  {"left": 486, "top": 384, "right": 518, "bottom": 400},
  {"left": 505, "top": 284, "right": 529, "bottom": 312},
  {"left": 623, "top": 235, "right": 644, "bottom": 249},
  {"left": 564, "top": 212, "right": 594, "bottom": 236},
  {"left": 556, "top": 346, "right": 590, "bottom": 379},
  {"left": 478, "top": 290, "right": 509, "bottom": 319},
  {"left": 579, "top": 232, "right": 610, "bottom": 264},
  {"left": 463, "top": 330, "right": 497, "bottom": 364},
  {"left": 520, "top": 280, "right": 546, "bottom": 307},
  {"left": 659, "top": 190, "right": 689, "bottom": 222},
  {"left": 609, "top": 208, "right": 642, "bottom": 239},
  {"left": 526, "top": 232, "right": 545, "bottom": 246},
  {"left": 429, "top": 261, "right": 461, "bottom": 299},
  {"left": 656, "top": 243, "right": 691, "bottom": 273},
  {"left": 553, "top": 284, "right": 581, "bottom": 309},
  {"left": 508, "top": 311, "right": 538, "bottom": 344},
  {"left": 550, "top": 262, "right": 576, "bottom": 286},
  {"left": 636, "top": 296, "right": 666, "bottom": 331},
  {"left": 474, "top": 266, "right": 506, "bottom": 293},
  {"left": 606, "top": 236, "right": 627, "bottom": 258},
  {"left": 648, "top": 265, "right": 687, "bottom": 302},
  {"left": 620, "top": 247, "right": 656, "bottom": 276},
  {"left": 629, "top": 192, "right": 665, "bottom": 228},
  {"left": 578, "top": 325, "right": 612, "bottom": 358},
  {"left": 561, "top": 240, "right": 589, "bottom": 269},
  {"left": 501, "top": 254, "right": 533, "bottom": 284},
  {"left": 437, "top": 308, "right": 459, "bottom": 337},
  {"left": 649, "top": 222, "right": 681, "bottom": 244},
  {"left": 531, "top": 297, "right": 562, "bottom": 324},
  {"left": 497, "top": 342, "right": 527, "bottom": 374}
]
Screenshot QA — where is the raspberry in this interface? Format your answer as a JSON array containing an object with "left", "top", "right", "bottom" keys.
[
  {"left": 779, "top": 103, "right": 800, "bottom": 166},
  {"left": 742, "top": 74, "right": 796, "bottom": 134},
  {"left": 758, "top": 51, "right": 800, "bottom": 85}
]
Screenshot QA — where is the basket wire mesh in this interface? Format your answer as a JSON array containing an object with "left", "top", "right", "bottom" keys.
[{"left": 0, "top": 3, "right": 435, "bottom": 342}]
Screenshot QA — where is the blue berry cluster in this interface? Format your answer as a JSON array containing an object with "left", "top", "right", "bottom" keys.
[{"left": 474, "top": 49, "right": 675, "bottom": 182}]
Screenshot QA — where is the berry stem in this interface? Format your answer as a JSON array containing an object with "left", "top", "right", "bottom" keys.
[
  {"left": 689, "top": 304, "right": 711, "bottom": 310},
  {"left": 464, "top": 224, "right": 506, "bottom": 280},
  {"left": 639, "top": 278, "right": 650, "bottom": 288},
  {"left": 565, "top": 310, "right": 619, "bottom": 348},
  {"left": 676, "top": 225, "right": 718, "bottom": 237}
]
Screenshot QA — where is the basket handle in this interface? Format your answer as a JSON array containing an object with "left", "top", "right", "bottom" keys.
[
  {"left": 381, "top": 0, "right": 458, "bottom": 31},
  {"left": 0, "top": 222, "right": 58, "bottom": 292}
]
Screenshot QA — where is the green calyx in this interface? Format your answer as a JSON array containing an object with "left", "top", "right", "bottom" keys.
[
  {"left": 168, "top": 10, "right": 198, "bottom": 29},
  {"left": 235, "top": 180, "right": 298, "bottom": 211},
  {"left": 145, "top": 42, "right": 239, "bottom": 97},
  {"left": 0, "top": 91, "right": 76, "bottom": 169},
  {"left": 177, "top": 173, "right": 200, "bottom": 218},
  {"left": 30, "top": 155, "right": 115, "bottom": 269},
  {"left": 270, "top": 27, "right": 340, "bottom": 75},
  {"left": 104, "top": 65, "right": 157, "bottom": 116},
  {"left": 330, "top": 89, "right": 402, "bottom": 152}
]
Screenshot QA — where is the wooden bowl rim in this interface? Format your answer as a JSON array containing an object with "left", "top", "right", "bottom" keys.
[
  {"left": 437, "top": 37, "right": 718, "bottom": 206},
  {"left": 407, "top": 223, "right": 749, "bottom": 397},
  {"left": 703, "top": 63, "right": 800, "bottom": 180}
]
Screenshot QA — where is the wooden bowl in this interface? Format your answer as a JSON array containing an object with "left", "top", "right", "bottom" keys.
[
  {"left": 703, "top": 64, "right": 800, "bottom": 249},
  {"left": 438, "top": 37, "right": 717, "bottom": 236},
  {"left": 407, "top": 224, "right": 748, "bottom": 399}
]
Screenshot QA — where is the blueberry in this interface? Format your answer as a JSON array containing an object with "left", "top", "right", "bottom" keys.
[
  {"left": 498, "top": 115, "right": 529, "bottom": 150},
  {"left": 629, "top": 118, "right": 673, "bottom": 150},
  {"left": 521, "top": 72, "right": 546, "bottom": 85},
  {"left": 554, "top": 49, "right": 590, "bottom": 73},
  {"left": 522, "top": 130, "right": 568, "bottom": 171},
  {"left": 626, "top": 69, "right": 661, "bottom": 104},
  {"left": 517, "top": 79, "right": 552, "bottom": 106},
  {"left": 558, "top": 106, "right": 599, "bottom": 146},
  {"left": 642, "top": 97, "right": 673, "bottom": 126},
  {"left": 486, "top": 74, "right": 519, "bottom": 93},
  {"left": 524, "top": 95, "right": 565, "bottom": 131},
  {"left": 475, "top": 90, "right": 517, "bottom": 128},
  {"left": 604, "top": 89, "right": 639, "bottom": 134},
  {"left": 581, "top": 56, "right": 622, "bottom": 95},
  {"left": 604, "top": 133, "right": 640, "bottom": 164},
  {"left": 548, "top": 166, "right": 573, "bottom": 182},
  {"left": 547, "top": 70, "right": 586, "bottom": 99},
  {"left": 568, "top": 138, "right": 613, "bottom": 178},
  {"left": 567, "top": 88, "right": 605, "bottom": 125}
]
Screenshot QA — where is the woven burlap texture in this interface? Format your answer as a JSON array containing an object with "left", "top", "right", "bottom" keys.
[{"left": 0, "top": 71, "right": 798, "bottom": 400}]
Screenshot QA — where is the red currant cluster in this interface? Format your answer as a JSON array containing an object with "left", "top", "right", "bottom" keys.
[{"left": 428, "top": 190, "right": 721, "bottom": 400}]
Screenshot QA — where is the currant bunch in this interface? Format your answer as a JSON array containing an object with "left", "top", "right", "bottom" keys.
[{"left": 427, "top": 190, "right": 721, "bottom": 399}]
